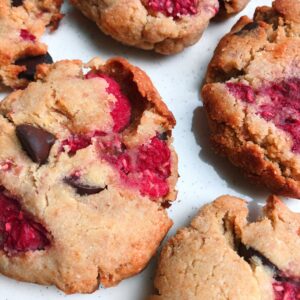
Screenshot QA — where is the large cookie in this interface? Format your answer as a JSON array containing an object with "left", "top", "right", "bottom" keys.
[
  {"left": 202, "top": 0, "right": 300, "bottom": 198},
  {"left": 0, "top": 0, "right": 63, "bottom": 89},
  {"left": 0, "top": 57, "right": 178, "bottom": 293},
  {"left": 70, "top": 0, "right": 250, "bottom": 55},
  {"left": 151, "top": 195, "right": 300, "bottom": 299}
]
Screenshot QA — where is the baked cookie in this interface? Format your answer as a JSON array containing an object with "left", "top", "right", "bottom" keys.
[
  {"left": 151, "top": 195, "right": 300, "bottom": 300},
  {"left": 0, "top": 0, "right": 63, "bottom": 89},
  {"left": 219, "top": 0, "right": 250, "bottom": 15},
  {"left": 202, "top": 0, "right": 300, "bottom": 198},
  {"left": 70, "top": 0, "right": 221, "bottom": 55},
  {"left": 0, "top": 57, "right": 178, "bottom": 293}
]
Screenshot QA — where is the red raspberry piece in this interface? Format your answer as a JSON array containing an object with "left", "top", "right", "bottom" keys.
[
  {"left": 101, "top": 136, "right": 171, "bottom": 198},
  {"left": 147, "top": 0, "right": 198, "bottom": 18},
  {"left": 86, "top": 72, "right": 131, "bottom": 133},
  {"left": 20, "top": 29, "right": 36, "bottom": 41},
  {"left": 137, "top": 136, "right": 171, "bottom": 178},
  {"left": 273, "top": 281, "right": 300, "bottom": 300},
  {"left": 227, "top": 79, "right": 300, "bottom": 153},
  {"left": 61, "top": 131, "right": 106, "bottom": 154},
  {"left": 0, "top": 189, "right": 49, "bottom": 253},
  {"left": 226, "top": 82, "right": 255, "bottom": 103}
]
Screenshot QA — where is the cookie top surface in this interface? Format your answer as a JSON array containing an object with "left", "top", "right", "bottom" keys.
[
  {"left": 151, "top": 195, "right": 300, "bottom": 300},
  {"left": 0, "top": 57, "right": 178, "bottom": 293},
  {"left": 202, "top": 0, "right": 300, "bottom": 198},
  {"left": 0, "top": 0, "right": 63, "bottom": 89},
  {"left": 70, "top": 0, "right": 220, "bottom": 54}
]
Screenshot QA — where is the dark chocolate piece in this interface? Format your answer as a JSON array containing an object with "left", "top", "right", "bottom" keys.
[{"left": 16, "top": 124, "right": 56, "bottom": 164}]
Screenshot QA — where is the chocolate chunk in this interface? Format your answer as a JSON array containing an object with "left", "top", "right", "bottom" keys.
[
  {"left": 16, "top": 124, "right": 56, "bottom": 164},
  {"left": 157, "top": 132, "right": 168, "bottom": 141},
  {"left": 237, "top": 242, "right": 280, "bottom": 274},
  {"left": 235, "top": 22, "right": 259, "bottom": 36},
  {"left": 64, "top": 177, "right": 106, "bottom": 196},
  {"left": 16, "top": 53, "right": 53, "bottom": 81},
  {"left": 11, "top": 0, "right": 23, "bottom": 7},
  {"left": 161, "top": 201, "right": 172, "bottom": 209}
]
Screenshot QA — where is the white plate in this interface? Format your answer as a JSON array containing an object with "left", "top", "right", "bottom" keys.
[{"left": 1, "top": 1, "right": 299, "bottom": 299}]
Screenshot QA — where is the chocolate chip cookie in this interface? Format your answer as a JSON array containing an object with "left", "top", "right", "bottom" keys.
[
  {"left": 0, "top": 57, "right": 178, "bottom": 293},
  {"left": 202, "top": 0, "right": 300, "bottom": 198},
  {"left": 151, "top": 195, "right": 300, "bottom": 300},
  {"left": 0, "top": 0, "right": 63, "bottom": 89}
]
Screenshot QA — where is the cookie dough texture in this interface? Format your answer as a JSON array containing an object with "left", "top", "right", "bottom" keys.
[
  {"left": 70, "top": 0, "right": 220, "bottom": 55},
  {"left": 0, "top": 57, "right": 178, "bottom": 293},
  {"left": 151, "top": 195, "right": 300, "bottom": 300},
  {"left": 202, "top": 0, "right": 300, "bottom": 198},
  {"left": 0, "top": 0, "right": 63, "bottom": 88}
]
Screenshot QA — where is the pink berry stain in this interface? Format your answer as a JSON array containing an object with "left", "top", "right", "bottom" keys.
[
  {"left": 0, "top": 188, "right": 49, "bottom": 253},
  {"left": 147, "top": 0, "right": 198, "bottom": 18},
  {"left": 86, "top": 72, "right": 131, "bottom": 133},
  {"left": 0, "top": 160, "right": 14, "bottom": 171},
  {"left": 227, "top": 78, "right": 300, "bottom": 153},
  {"left": 273, "top": 281, "right": 300, "bottom": 300},
  {"left": 20, "top": 29, "right": 36, "bottom": 41}
]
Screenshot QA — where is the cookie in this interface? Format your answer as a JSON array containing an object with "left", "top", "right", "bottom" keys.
[
  {"left": 0, "top": 0, "right": 63, "bottom": 89},
  {"left": 151, "top": 195, "right": 300, "bottom": 300},
  {"left": 202, "top": 0, "right": 300, "bottom": 198},
  {"left": 70, "top": 0, "right": 221, "bottom": 55},
  {"left": 0, "top": 57, "right": 178, "bottom": 293},
  {"left": 220, "top": 0, "right": 250, "bottom": 15}
]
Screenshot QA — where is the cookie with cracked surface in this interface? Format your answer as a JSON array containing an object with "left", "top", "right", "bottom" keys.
[
  {"left": 202, "top": 0, "right": 300, "bottom": 198},
  {"left": 0, "top": 57, "right": 178, "bottom": 293},
  {"left": 151, "top": 195, "right": 300, "bottom": 300},
  {"left": 0, "top": 0, "right": 63, "bottom": 89},
  {"left": 70, "top": 0, "right": 221, "bottom": 55}
]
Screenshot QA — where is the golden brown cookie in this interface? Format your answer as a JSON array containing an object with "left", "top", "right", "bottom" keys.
[
  {"left": 70, "top": 0, "right": 223, "bottom": 55},
  {"left": 0, "top": 57, "right": 178, "bottom": 293},
  {"left": 152, "top": 195, "right": 300, "bottom": 300},
  {"left": 202, "top": 0, "right": 300, "bottom": 198}
]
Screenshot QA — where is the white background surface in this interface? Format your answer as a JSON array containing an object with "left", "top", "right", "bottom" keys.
[{"left": 1, "top": 0, "right": 299, "bottom": 299}]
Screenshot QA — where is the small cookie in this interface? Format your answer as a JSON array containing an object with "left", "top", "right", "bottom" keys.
[
  {"left": 202, "top": 0, "right": 300, "bottom": 198},
  {"left": 151, "top": 195, "right": 300, "bottom": 300},
  {"left": 70, "top": 0, "right": 220, "bottom": 55},
  {"left": 0, "top": 0, "right": 63, "bottom": 89},
  {"left": 0, "top": 57, "right": 178, "bottom": 293}
]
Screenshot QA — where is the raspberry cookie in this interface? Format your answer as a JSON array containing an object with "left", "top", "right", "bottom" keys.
[
  {"left": 0, "top": 0, "right": 63, "bottom": 89},
  {"left": 151, "top": 195, "right": 300, "bottom": 300},
  {"left": 202, "top": 0, "right": 300, "bottom": 198},
  {"left": 70, "top": 0, "right": 220, "bottom": 55},
  {"left": 0, "top": 57, "right": 178, "bottom": 293}
]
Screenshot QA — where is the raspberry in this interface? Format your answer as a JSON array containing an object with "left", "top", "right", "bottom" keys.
[
  {"left": 100, "top": 136, "right": 171, "bottom": 198},
  {"left": 20, "top": 29, "right": 36, "bottom": 41},
  {"left": 137, "top": 136, "right": 171, "bottom": 178},
  {"left": 86, "top": 72, "right": 131, "bottom": 133},
  {"left": 147, "top": 0, "right": 198, "bottom": 18},
  {"left": 258, "top": 79, "right": 300, "bottom": 152},
  {"left": 61, "top": 131, "right": 106, "bottom": 154},
  {"left": 0, "top": 189, "right": 49, "bottom": 253},
  {"left": 273, "top": 281, "right": 300, "bottom": 300},
  {"left": 227, "top": 78, "right": 300, "bottom": 153},
  {"left": 226, "top": 82, "right": 255, "bottom": 103}
]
